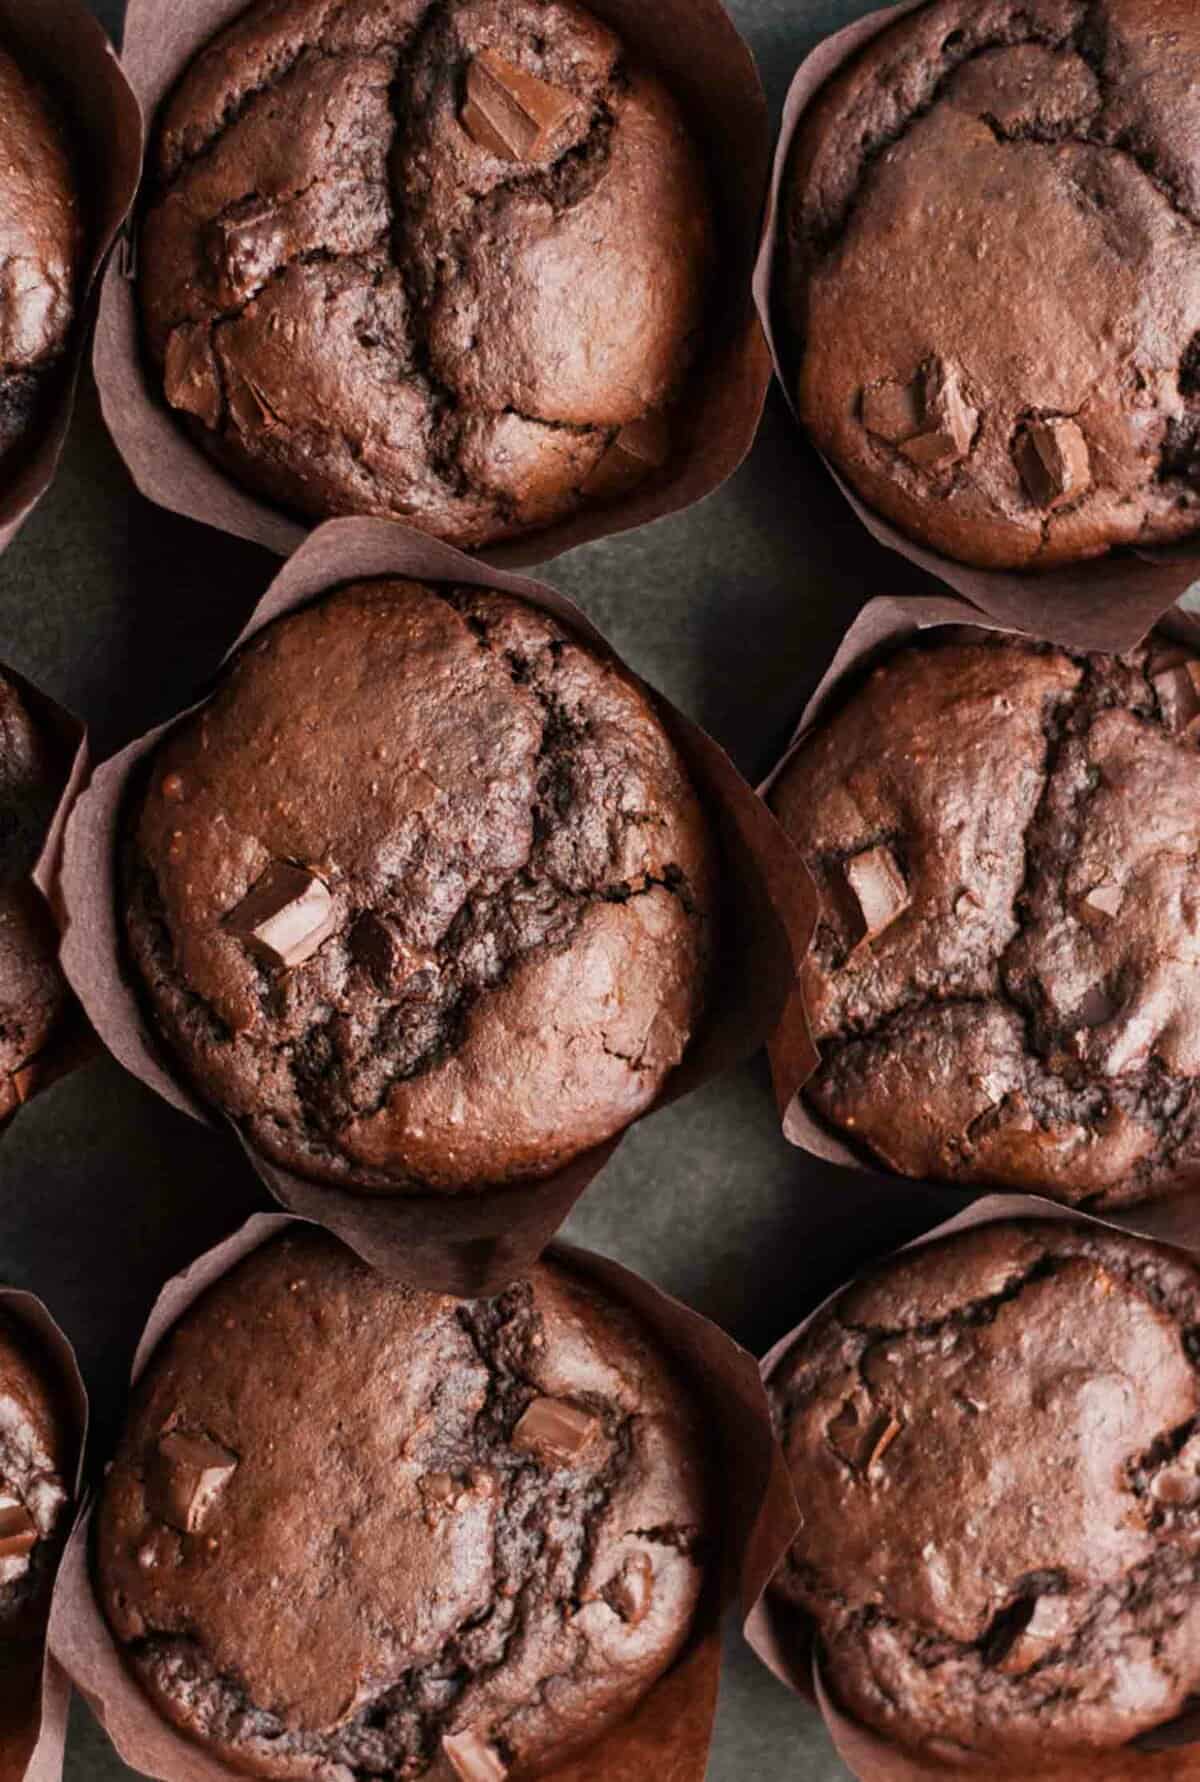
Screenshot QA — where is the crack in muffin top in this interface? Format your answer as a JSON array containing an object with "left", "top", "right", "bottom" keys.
[
  {"left": 783, "top": 0, "right": 1200, "bottom": 569},
  {"left": 98, "top": 1231, "right": 709, "bottom": 1781},
  {"left": 771, "top": 630, "right": 1200, "bottom": 1209},
  {"left": 770, "top": 1220, "right": 1200, "bottom": 1761},
  {"left": 138, "top": 0, "right": 714, "bottom": 548},
  {"left": 124, "top": 578, "right": 714, "bottom": 1194}
]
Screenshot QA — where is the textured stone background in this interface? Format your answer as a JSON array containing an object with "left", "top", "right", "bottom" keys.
[{"left": 0, "top": 2, "right": 954, "bottom": 1775}]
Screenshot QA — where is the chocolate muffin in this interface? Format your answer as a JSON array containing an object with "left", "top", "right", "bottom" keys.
[
  {"left": 770, "top": 1220, "right": 1200, "bottom": 1762},
  {"left": 124, "top": 579, "right": 713, "bottom": 1193},
  {"left": 0, "top": 42, "right": 77, "bottom": 476},
  {"left": 771, "top": 630, "right": 1200, "bottom": 1208},
  {"left": 0, "top": 1313, "right": 71, "bottom": 1648},
  {"left": 138, "top": 0, "right": 713, "bottom": 549},
  {"left": 0, "top": 674, "right": 70, "bottom": 1124},
  {"left": 98, "top": 1229, "right": 709, "bottom": 1781},
  {"left": 783, "top": 0, "right": 1200, "bottom": 570}
]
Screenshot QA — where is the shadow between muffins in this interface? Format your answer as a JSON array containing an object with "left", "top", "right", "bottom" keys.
[
  {"left": 0, "top": 0, "right": 141, "bottom": 559},
  {"left": 0, "top": 1287, "right": 87, "bottom": 1782},
  {"left": 752, "top": 0, "right": 1200, "bottom": 657},
  {"left": 93, "top": 0, "right": 771, "bottom": 576},
  {"left": 48, "top": 1210, "right": 797, "bottom": 1782},
  {"left": 761, "top": 589, "right": 1200, "bottom": 1254},
  {"left": 743, "top": 1193, "right": 1200, "bottom": 1781},
  {"left": 55, "top": 517, "right": 814, "bottom": 1297}
]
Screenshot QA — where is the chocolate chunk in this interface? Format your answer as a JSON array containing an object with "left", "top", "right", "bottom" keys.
[
  {"left": 0, "top": 1497, "right": 37, "bottom": 1561},
  {"left": 146, "top": 1431, "right": 238, "bottom": 1535},
  {"left": 350, "top": 913, "right": 438, "bottom": 995},
  {"left": 605, "top": 1552, "right": 654, "bottom": 1626},
  {"left": 862, "top": 378, "right": 922, "bottom": 444},
  {"left": 1015, "top": 417, "right": 1091, "bottom": 509},
  {"left": 1153, "top": 660, "right": 1200, "bottom": 732},
  {"left": 1079, "top": 883, "right": 1122, "bottom": 924},
  {"left": 826, "top": 1396, "right": 904, "bottom": 1476},
  {"left": 581, "top": 413, "right": 671, "bottom": 498},
  {"left": 830, "top": 844, "right": 910, "bottom": 949},
  {"left": 224, "top": 863, "right": 338, "bottom": 970},
  {"left": 996, "top": 1594, "right": 1075, "bottom": 1675},
  {"left": 512, "top": 1396, "right": 599, "bottom": 1465},
  {"left": 227, "top": 367, "right": 284, "bottom": 435},
  {"left": 900, "top": 357, "right": 978, "bottom": 473},
  {"left": 461, "top": 50, "right": 575, "bottom": 161},
  {"left": 163, "top": 323, "right": 222, "bottom": 430},
  {"left": 441, "top": 1729, "right": 507, "bottom": 1782}
]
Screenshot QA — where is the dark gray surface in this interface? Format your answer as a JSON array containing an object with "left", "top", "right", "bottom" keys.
[{"left": 0, "top": 2, "right": 954, "bottom": 1777}]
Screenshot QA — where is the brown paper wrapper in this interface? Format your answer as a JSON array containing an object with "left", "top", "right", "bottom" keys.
[
  {"left": 762, "top": 591, "right": 1200, "bottom": 1252},
  {"left": 744, "top": 1193, "right": 1200, "bottom": 1780},
  {"left": 0, "top": 0, "right": 141, "bottom": 557},
  {"left": 94, "top": 0, "right": 771, "bottom": 573},
  {"left": 0, "top": 1288, "right": 87, "bottom": 1782},
  {"left": 58, "top": 516, "right": 813, "bottom": 1294},
  {"left": 753, "top": 0, "right": 1200, "bottom": 655},
  {"left": 0, "top": 667, "right": 91, "bottom": 1132},
  {"left": 49, "top": 1210, "right": 794, "bottom": 1782}
]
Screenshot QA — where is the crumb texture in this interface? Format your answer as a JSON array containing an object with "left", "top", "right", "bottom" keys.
[
  {"left": 772, "top": 633, "right": 1200, "bottom": 1208},
  {"left": 0, "top": 42, "right": 78, "bottom": 474},
  {"left": 0, "top": 1313, "right": 69, "bottom": 1643},
  {"left": 770, "top": 1220, "right": 1200, "bottom": 1760},
  {"left": 139, "top": 0, "right": 713, "bottom": 548},
  {"left": 98, "top": 1232, "right": 708, "bottom": 1781},
  {"left": 785, "top": 0, "right": 1200, "bottom": 568},
  {"left": 125, "top": 579, "right": 713, "bottom": 1194},
  {"left": 0, "top": 672, "right": 69, "bottom": 1120}
]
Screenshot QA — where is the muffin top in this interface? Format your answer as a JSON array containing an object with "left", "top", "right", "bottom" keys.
[
  {"left": 0, "top": 673, "right": 70, "bottom": 1122},
  {"left": 139, "top": 0, "right": 712, "bottom": 549},
  {"left": 771, "top": 630, "right": 1200, "bottom": 1208},
  {"left": 125, "top": 579, "right": 713, "bottom": 1193},
  {"left": 784, "top": 0, "right": 1200, "bottom": 570},
  {"left": 0, "top": 42, "right": 77, "bottom": 472},
  {"left": 770, "top": 1219, "right": 1200, "bottom": 1760},
  {"left": 0, "top": 1312, "right": 71, "bottom": 1645},
  {"left": 98, "top": 1230, "right": 709, "bottom": 1781}
]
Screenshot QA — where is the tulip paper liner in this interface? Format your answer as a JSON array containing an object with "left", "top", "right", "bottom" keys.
[
  {"left": 58, "top": 516, "right": 814, "bottom": 1295},
  {"left": 0, "top": 0, "right": 141, "bottom": 556},
  {"left": 1, "top": 666, "right": 91, "bottom": 1133},
  {"left": 752, "top": 0, "right": 1200, "bottom": 656},
  {"left": 744, "top": 1192, "right": 1200, "bottom": 1780},
  {"left": 760, "top": 588, "right": 1200, "bottom": 1252},
  {"left": 49, "top": 1210, "right": 796, "bottom": 1782},
  {"left": 94, "top": 0, "right": 771, "bottom": 573},
  {"left": 0, "top": 1288, "right": 87, "bottom": 1782}
]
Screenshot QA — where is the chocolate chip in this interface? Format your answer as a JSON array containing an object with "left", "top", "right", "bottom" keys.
[
  {"left": 861, "top": 378, "right": 923, "bottom": 444},
  {"left": 146, "top": 1431, "right": 238, "bottom": 1535},
  {"left": 581, "top": 413, "right": 671, "bottom": 498},
  {"left": 225, "top": 863, "right": 338, "bottom": 970},
  {"left": 0, "top": 1497, "right": 36, "bottom": 1562},
  {"left": 995, "top": 1594, "right": 1075, "bottom": 1675},
  {"left": 898, "top": 357, "right": 978, "bottom": 473},
  {"left": 441, "top": 1729, "right": 507, "bottom": 1782},
  {"left": 163, "top": 323, "right": 222, "bottom": 430},
  {"left": 1153, "top": 660, "right": 1200, "bottom": 732},
  {"left": 350, "top": 913, "right": 439, "bottom": 995},
  {"left": 604, "top": 1551, "right": 654, "bottom": 1626},
  {"left": 461, "top": 50, "right": 575, "bottom": 161},
  {"left": 512, "top": 1396, "right": 599, "bottom": 1466},
  {"left": 1015, "top": 417, "right": 1091, "bottom": 508},
  {"left": 830, "top": 844, "right": 910, "bottom": 949}
]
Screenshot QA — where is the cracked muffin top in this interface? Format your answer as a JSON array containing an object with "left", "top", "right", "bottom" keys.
[
  {"left": 782, "top": 0, "right": 1200, "bottom": 571},
  {"left": 0, "top": 673, "right": 70, "bottom": 1124},
  {"left": 98, "top": 1229, "right": 709, "bottom": 1782},
  {"left": 124, "top": 578, "right": 713, "bottom": 1194},
  {"left": 0, "top": 41, "right": 78, "bottom": 478},
  {"left": 770, "top": 629, "right": 1200, "bottom": 1209},
  {"left": 138, "top": 0, "right": 713, "bottom": 550},
  {"left": 770, "top": 1220, "right": 1200, "bottom": 1761},
  {"left": 0, "top": 1312, "right": 71, "bottom": 1648}
]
